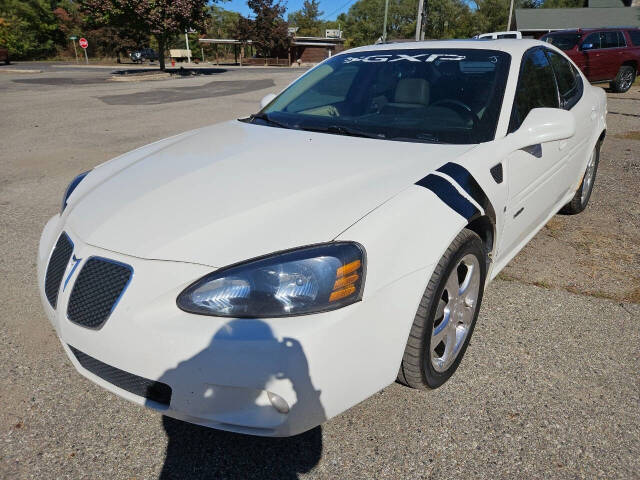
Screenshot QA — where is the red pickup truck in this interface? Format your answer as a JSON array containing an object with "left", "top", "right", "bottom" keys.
[{"left": 541, "top": 27, "right": 640, "bottom": 93}]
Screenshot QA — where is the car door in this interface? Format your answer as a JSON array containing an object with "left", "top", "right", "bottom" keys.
[
  {"left": 545, "top": 48, "right": 592, "bottom": 185},
  {"left": 599, "top": 31, "right": 626, "bottom": 79},
  {"left": 497, "top": 48, "right": 570, "bottom": 260},
  {"left": 579, "top": 32, "right": 607, "bottom": 81}
]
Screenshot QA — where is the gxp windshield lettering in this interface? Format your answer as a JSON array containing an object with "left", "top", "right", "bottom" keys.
[{"left": 343, "top": 53, "right": 466, "bottom": 64}]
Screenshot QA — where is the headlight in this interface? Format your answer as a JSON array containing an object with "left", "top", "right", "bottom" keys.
[
  {"left": 61, "top": 171, "right": 89, "bottom": 213},
  {"left": 177, "top": 242, "right": 365, "bottom": 318}
]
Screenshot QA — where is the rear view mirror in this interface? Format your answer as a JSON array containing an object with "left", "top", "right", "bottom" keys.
[
  {"left": 507, "top": 108, "right": 576, "bottom": 151},
  {"left": 260, "top": 93, "right": 276, "bottom": 109}
]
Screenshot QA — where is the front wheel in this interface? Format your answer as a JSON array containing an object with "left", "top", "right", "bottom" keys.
[
  {"left": 398, "top": 229, "right": 486, "bottom": 389},
  {"left": 560, "top": 143, "right": 600, "bottom": 215},
  {"left": 610, "top": 65, "right": 635, "bottom": 93}
]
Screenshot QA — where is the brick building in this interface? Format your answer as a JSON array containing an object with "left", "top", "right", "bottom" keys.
[{"left": 290, "top": 36, "right": 345, "bottom": 65}]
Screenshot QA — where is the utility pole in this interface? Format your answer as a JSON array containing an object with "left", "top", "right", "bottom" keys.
[
  {"left": 185, "top": 30, "right": 191, "bottom": 63},
  {"left": 382, "top": 0, "right": 390, "bottom": 43},
  {"left": 507, "top": 0, "right": 515, "bottom": 30},
  {"left": 415, "top": 0, "right": 426, "bottom": 41}
]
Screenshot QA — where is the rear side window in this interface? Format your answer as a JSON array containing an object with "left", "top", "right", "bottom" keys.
[
  {"left": 509, "top": 48, "right": 559, "bottom": 132},
  {"left": 546, "top": 50, "right": 583, "bottom": 110},
  {"left": 629, "top": 30, "right": 640, "bottom": 46},
  {"left": 600, "top": 31, "right": 624, "bottom": 49}
]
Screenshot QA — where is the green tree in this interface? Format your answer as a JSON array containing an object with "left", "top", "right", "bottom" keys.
[
  {"left": 340, "top": 0, "right": 472, "bottom": 47},
  {"left": 471, "top": 0, "right": 511, "bottom": 35},
  {"left": 203, "top": 4, "right": 241, "bottom": 61},
  {"left": 236, "top": 0, "right": 290, "bottom": 57},
  {"left": 0, "top": 0, "right": 59, "bottom": 59},
  {"left": 541, "top": 0, "right": 585, "bottom": 7},
  {"left": 81, "top": 0, "right": 208, "bottom": 70},
  {"left": 423, "top": 0, "right": 474, "bottom": 38},
  {"left": 288, "top": 0, "right": 323, "bottom": 36}
]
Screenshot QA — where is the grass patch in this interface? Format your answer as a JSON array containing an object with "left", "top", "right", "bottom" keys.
[
  {"left": 532, "top": 280, "right": 553, "bottom": 289},
  {"left": 614, "top": 131, "right": 640, "bottom": 141},
  {"left": 626, "top": 286, "right": 640, "bottom": 304}
]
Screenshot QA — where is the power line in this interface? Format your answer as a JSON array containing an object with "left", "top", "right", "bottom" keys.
[{"left": 320, "top": 0, "right": 358, "bottom": 20}]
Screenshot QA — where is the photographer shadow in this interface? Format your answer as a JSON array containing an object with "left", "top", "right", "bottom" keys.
[{"left": 153, "top": 319, "right": 325, "bottom": 479}]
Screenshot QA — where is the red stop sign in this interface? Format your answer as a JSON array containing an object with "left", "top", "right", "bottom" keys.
[{"left": 79, "top": 38, "right": 88, "bottom": 49}]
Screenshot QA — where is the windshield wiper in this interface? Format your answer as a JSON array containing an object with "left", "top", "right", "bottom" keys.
[
  {"left": 250, "top": 112, "right": 294, "bottom": 130},
  {"left": 302, "top": 124, "right": 386, "bottom": 140},
  {"left": 389, "top": 133, "right": 446, "bottom": 144}
]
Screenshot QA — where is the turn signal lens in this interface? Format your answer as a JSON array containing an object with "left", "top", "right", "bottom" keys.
[
  {"left": 336, "top": 260, "right": 361, "bottom": 277},
  {"left": 333, "top": 273, "right": 359, "bottom": 290},
  {"left": 329, "top": 285, "right": 356, "bottom": 302},
  {"left": 329, "top": 259, "right": 364, "bottom": 303}
]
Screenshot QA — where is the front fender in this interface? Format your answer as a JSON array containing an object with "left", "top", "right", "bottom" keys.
[{"left": 335, "top": 185, "right": 468, "bottom": 300}]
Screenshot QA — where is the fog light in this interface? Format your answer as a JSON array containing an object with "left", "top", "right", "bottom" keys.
[{"left": 267, "top": 391, "right": 290, "bottom": 414}]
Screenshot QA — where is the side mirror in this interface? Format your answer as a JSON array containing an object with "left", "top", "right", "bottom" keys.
[
  {"left": 581, "top": 42, "right": 594, "bottom": 51},
  {"left": 260, "top": 93, "right": 276, "bottom": 109},
  {"left": 507, "top": 108, "right": 575, "bottom": 151}
]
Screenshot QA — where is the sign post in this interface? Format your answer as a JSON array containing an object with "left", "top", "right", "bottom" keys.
[
  {"left": 79, "top": 37, "right": 89, "bottom": 64},
  {"left": 69, "top": 35, "right": 79, "bottom": 63}
]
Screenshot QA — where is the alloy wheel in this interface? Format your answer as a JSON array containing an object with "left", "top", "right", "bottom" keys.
[{"left": 430, "top": 254, "right": 481, "bottom": 373}]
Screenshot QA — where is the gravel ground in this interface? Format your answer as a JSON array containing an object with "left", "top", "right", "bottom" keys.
[{"left": 1, "top": 63, "right": 638, "bottom": 479}]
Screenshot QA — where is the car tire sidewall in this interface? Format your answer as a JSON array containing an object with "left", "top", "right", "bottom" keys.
[
  {"left": 421, "top": 234, "right": 487, "bottom": 389},
  {"left": 578, "top": 143, "right": 600, "bottom": 210}
]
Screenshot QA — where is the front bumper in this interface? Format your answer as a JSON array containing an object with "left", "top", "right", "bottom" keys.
[{"left": 38, "top": 215, "right": 431, "bottom": 436}]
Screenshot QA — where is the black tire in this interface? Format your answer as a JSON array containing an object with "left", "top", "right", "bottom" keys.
[
  {"left": 398, "top": 229, "right": 486, "bottom": 389},
  {"left": 610, "top": 65, "right": 636, "bottom": 93},
  {"left": 560, "top": 142, "right": 600, "bottom": 215}
]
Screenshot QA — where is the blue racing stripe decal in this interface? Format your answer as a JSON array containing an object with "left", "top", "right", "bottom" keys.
[
  {"left": 436, "top": 162, "right": 496, "bottom": 223},
  {"left": 415, "top": 174, "right": 479, "bottom": 220}
]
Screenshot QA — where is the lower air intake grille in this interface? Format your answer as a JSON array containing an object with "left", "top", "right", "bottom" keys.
[
  {"left": 67, "top": 257, "right": 132, "bottom": 329},
  {"left": 69, "top": 346, "right": 172, "bottom": 405},
  {"left": 44, "top": 233, "right": 74, "bottom": 308}
]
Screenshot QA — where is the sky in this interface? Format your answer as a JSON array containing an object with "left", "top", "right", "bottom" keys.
[{"left": 220, "top": 0, "right": 359, "bottom": 20}]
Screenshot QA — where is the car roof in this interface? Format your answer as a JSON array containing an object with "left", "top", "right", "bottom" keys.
[
  {"left": 545, "top": 27, "right": 639, "bottom": 34},
  {"left": 342, "top": 39, "right": 546, "bottom": 57}
]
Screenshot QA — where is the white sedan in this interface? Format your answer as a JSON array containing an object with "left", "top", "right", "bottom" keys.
[{"left": 38, "top": 39, "right": 606, "bottom": 437}]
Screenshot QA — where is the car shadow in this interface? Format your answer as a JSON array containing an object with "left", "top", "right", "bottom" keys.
[
  {"left": 151, "top": 319, "right": 325, "bottom": 479},
  {"left": 160, "top": 420, "right": 322, "bottom": 479}
]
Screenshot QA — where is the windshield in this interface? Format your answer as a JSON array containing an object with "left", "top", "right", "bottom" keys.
[
  {"left": 541, "top": 33, "right": 582, "bottom": 51},
  {"left": 252, "top": 49, "right": 511, "bottom": 144}
]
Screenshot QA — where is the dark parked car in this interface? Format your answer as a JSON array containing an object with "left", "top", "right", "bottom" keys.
[
  {"left": 129, "top": 48, "right": 158, "bottom": 64},
  {"left": 0, "top": 46, "right": 9, "bottom": 65},
  {"left": 541, "top": 27, "right": 640, "bottom": 93}
]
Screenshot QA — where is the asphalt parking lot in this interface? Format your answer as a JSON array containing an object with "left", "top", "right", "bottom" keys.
[{"left": 1, "top": 63, "right": 638, "bottom": 479}]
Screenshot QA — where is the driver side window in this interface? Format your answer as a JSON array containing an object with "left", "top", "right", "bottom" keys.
[
  {"left": 582, "top": 32, "right": 601, "bottom": 50},
  {"left": 509, "top": 48, "right": 559, "bottom": 133}
]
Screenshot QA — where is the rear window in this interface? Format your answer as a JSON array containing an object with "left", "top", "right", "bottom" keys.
[
  {"left": 628, "top": 30, "right": 640, "bottom": 46},
  {"left": 542, "top": 33, "right": 582, "bottom": 51}
]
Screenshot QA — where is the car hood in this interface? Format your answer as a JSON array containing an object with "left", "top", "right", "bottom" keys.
[{"left": 66, "top": 120, "right": 474, "bottom": 267}]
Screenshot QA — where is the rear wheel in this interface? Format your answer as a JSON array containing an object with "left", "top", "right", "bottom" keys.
[
  {"left": 610, "top": 65, "right": 635, "bottom": 93},
  {"left": 398, "top": 229, "right": 486, "bottom": 389},
  {"left": 560, "top": 142, "right": 600, "bottom": 215}
]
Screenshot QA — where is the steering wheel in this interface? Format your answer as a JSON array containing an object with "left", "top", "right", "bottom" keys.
[{"left": 430, "top": 99, "right": 480, "bottom": 129}]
